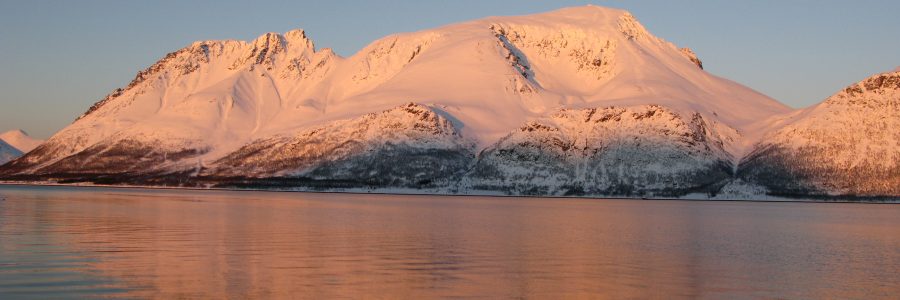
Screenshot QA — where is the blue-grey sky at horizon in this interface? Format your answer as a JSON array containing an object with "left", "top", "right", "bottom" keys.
[{"left": 1, "top": 0, "right": 898, "bottom": 138}]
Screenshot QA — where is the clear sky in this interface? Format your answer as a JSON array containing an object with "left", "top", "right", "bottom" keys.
[{"left": 1, "top": 0, "right": 898, "bottom": 138}]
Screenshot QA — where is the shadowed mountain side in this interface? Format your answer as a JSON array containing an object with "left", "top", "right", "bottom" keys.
[{"left": 464, "top": 105, "right": 734, "bottom": 196}]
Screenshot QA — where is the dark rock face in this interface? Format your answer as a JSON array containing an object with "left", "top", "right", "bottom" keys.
[{"left": 679, "top": 48, "right": 703, "bottom": 70}]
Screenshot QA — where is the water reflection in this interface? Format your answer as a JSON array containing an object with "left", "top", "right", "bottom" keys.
[{"left": 0, "top": 186, "right": 898, "bottom": 299}]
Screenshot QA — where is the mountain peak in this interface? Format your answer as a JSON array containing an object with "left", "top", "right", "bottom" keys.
[
  {"left": 507, "top": 6, "right": 648, "bottom": 42},
  {"left": 546, "top": 5, "right": 630, "bottom": 17},
  {"left": 230, "top": 29, "right": 318, "bottom": 71},
  {"left": 284, "top": 29, "right": 313, "bottom": 47},
  {"left": 617, "top": 12, "right": 648, "bottom": 40},
  {"left": 1, "top": 129, "right": 28, "bottom": 137},
  {"left": 515, "top": 5, "right": 634, "bottom": 26},
  {"left": 250, "top": 32, "right": 286, "bottom": 50},
  {"left": 250, "top": 29, "right": 315, "bottom": 51}
]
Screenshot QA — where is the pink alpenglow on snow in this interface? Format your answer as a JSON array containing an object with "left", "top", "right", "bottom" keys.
[
  {"left": 0, "top": 6, "right": 897, "bottom": 199},
  {"left": 0, "top": 129, "right": 43, "bottom": 153}
]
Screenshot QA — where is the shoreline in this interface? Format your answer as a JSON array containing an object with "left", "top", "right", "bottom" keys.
[{"left": 1, "top": 181, "right": 896, "bottom": 204}]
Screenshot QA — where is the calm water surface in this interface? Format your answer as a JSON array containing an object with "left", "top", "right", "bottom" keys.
[{"left": 0, "top": 185, "right": 898, "bottom": 299}]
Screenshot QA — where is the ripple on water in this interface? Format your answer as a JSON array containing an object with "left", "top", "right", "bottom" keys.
[{"left": 0, "top": 185, "right": 898, "bottom": 299}]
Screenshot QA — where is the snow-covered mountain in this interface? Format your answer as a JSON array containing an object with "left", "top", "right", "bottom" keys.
[
  {"left": 0, "top": 130, "right": 43, "bottom": 153},
  {"left": 0, "top": 130, "right": 43, "bottom": 164},
  {"left": 738, "top": 71, "right": 900, "bottom": 197},
  {"left": 2, "top": 5, "right": 893, "bottom": 199}
]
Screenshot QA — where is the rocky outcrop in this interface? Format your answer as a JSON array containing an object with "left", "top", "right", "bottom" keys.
[{"left": 680, "top": 48, "right": 703, "bottom": 69}]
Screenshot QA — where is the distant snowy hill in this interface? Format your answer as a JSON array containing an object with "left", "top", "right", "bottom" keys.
[
  {"left": 0, "top": 5, "right": 895, "bottom": 199},
  {"left": 0, "top": 130, "right": 42, "bottom": 164},
  {"left": 0, "top": 130, "right": 43, "bottom": 153}
]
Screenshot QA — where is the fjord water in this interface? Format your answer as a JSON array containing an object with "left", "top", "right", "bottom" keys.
[{"left": 0, "top": 186, "right": 897, "bottom": 299}]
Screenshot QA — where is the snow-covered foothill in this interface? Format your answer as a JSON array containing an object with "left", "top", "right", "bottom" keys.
[
  {"left": 465, "top": 105, "right": 734, "bottom": 196},
  {"left": 739, "top": 71, "right": 900, "bottom": 197}
]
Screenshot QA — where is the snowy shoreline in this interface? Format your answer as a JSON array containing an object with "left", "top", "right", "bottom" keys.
[{"left": 1, "top": 181, "right": 896, "bottom": 204}]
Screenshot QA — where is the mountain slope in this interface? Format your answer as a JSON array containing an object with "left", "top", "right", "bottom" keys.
[{"left": 738, "top": 71, "right": 900, "bottom": 197}]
